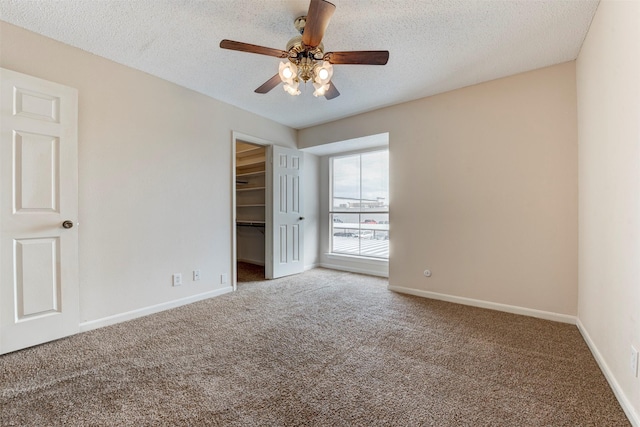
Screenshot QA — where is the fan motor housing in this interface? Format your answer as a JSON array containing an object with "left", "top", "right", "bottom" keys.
[
  {"left": 286, "top": 36, "right": 324, "bottom": 60},
  {"left": 294, "top": 16, "right": 306, "bottom": 34}
]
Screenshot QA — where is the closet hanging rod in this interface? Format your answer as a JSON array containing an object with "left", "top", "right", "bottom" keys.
[{"left": 236, "top": 222, "right": 265, "bottom": 228}]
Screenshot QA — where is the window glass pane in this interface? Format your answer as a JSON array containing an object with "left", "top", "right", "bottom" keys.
[
  {"left": 332, "top": 155, "right": 360, "bottom": 212},
  {"left": 332, "top": 213, "right": 360, "bottom": 255},
  {"left": 359, "top": 213, "right": 389, "bottom": 258},
  {"left": 360, "top": 151, "right": 389, "bottom": 213}
]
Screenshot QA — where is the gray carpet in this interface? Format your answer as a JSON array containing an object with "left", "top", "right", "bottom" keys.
[
  {"left": 237, "top": 262, "right": 265, "bottom": 283},
  {"left": 0, "top": 268, "right": 630, "bottom": 426}
]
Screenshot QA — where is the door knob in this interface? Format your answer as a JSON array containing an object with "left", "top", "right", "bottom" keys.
[
  {"left": 299, "top": 217, "right": 305, "bottom": 220},
  {"left": 62, "top": 220, "right": 74, "bottom": 229}
]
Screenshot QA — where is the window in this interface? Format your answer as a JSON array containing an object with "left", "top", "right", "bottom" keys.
[{"left": 330, "top": 150, "right": 389, "bottom": 259}]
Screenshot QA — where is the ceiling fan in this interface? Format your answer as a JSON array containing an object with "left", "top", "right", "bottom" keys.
[{"left": 219, "top": 0, "right": 389, "bottom": 100}]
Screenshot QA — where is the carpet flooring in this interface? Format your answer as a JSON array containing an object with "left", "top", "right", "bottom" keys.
[
  {"left": 237, "top": 262, "right": 265, "bottom": 283},
  {"left": 0, "top": 268, "right": 630, "bottom": 426}
]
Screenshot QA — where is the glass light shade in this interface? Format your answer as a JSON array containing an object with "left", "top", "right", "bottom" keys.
[
  {"left": 279, "top": 61, "right": 298, "bottom": 84},
  {"left": 284, "top": 81, "right": 301, "bottom": 96},
  {"left": 313, "top": 82, "right": 329, "bottom": 97},
  {"left": 313, "top": 61, "right": 333, "bottom": 85}
]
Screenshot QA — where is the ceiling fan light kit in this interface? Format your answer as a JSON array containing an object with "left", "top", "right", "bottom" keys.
[
  {"left": 279, "top": 58, "right": 334, "bottom": 97},
  {"left": 220, "top": 0, "right": 389, "bottom": 100}
]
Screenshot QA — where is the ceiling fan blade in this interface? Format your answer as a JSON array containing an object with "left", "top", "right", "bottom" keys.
[
  {"left": 220, "top": 39, "right": 289, "bottom": 58},
  {"left": 324, "top": 51, "right": 389, "bottom": 65},
  {"left": 302, "top": 0, "right": 336, "bottom": 48},
  {"left": 255, "top": 74, "right": 282, "bottom": 94},
  {"left": 324, "top": 82, "right": 340, "bottom": 100}
]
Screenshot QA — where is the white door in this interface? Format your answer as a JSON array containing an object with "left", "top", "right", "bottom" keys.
[
  {"left": 269, "top": 145, "right": 304, "bottom": 279},
  {"left": 0, "top": 68, "right": 79, "bottom": 355}
]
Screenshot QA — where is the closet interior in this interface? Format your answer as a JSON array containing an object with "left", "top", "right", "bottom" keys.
[{"left": 236, "top": 141, "right": 267, "bottom": 281}]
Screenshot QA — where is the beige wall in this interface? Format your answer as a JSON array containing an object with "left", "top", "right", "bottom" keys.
[
  {"left": 577, "top": 0, "right": 640, "bottom": 422},
  {"left": 0, "top": 22, "right": 305, "bottom": 323},
  {"left": 300, "top": 62, "right": 579, "bottom": 317}
]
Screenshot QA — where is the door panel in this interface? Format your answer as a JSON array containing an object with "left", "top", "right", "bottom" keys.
[
  {"left": 0, "top": 68, "right": 79, "bottom": 354},
  {"left": 291, "top": 224, "right": 300, "bottom": 262},
  {"left": 279, "top": 225, "right": 287, "bottom": 263},
  {"left": 14, "top": 131, "right": 60, "bottom": 212},
  {"left": 270, "top": 146, "right": 304, "bottom": 278},
  {"left": 15, "top": 237, "right": 61, "bottom": 319}
]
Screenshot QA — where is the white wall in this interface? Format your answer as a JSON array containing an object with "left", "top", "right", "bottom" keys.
[
  {"left": 236, "top": 226, "right": 265, "bottom": 266},
  {"left": 300, "top": 62, "right": 579, "bottom": 319},
  {"left": 0, "top": 22, "right": 302, "bottom": 324},
  {"left": 576, "top": 0, "right": 640, "bottom": 423},
  {"left": 303, "top": 152, "right": 320, "bottom": 269}
]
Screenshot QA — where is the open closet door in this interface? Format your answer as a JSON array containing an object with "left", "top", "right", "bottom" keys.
[
  {"left": 269, "top": 145, "right": 304, "bottom": 279},
  {"left": 0, "top": 68, "right": 79, "bottom": 354}
]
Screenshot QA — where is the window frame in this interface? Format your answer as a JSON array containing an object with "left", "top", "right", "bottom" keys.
[{"left": 329, "top": 149, "right": 389, "bottom": 260}]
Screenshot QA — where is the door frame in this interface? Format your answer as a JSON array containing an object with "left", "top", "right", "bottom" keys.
[{"left": 230, "top": 132, "right": 273, "bottom": 290}]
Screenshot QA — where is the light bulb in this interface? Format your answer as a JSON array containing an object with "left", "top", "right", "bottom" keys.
[
  {"left": 313, "top": 61, "right": 333, "bottom": 85},
  {"left": 318, "top": 68, "right": 329, "bottom": 80},
  {"left": 279, "top": 61, "right": 298, "bottom": 84}
]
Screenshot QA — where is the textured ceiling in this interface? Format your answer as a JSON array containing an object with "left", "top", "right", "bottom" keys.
[{"left": 0, "top": 0, "right": 599, "bottom": 129}]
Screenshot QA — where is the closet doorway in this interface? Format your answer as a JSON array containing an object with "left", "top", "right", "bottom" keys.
[
  {"left": 235, "top": 140, "right": 267, "bottom": 284},
  {"left": 231, "top": 132, "right": 306, "bottom": 290}
]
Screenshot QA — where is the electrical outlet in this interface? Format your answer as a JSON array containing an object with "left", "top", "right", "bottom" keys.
[
  {"left": 193, "top": 270, "right": 201, "bottom": 281},
  {"left": 220, "top": 273, "right": 228, "bottom": 284},
  {"left": 632, "top": 346, "right": 639, "bottom": 377},
  {"left": 172, "top": 273, "right": 182, "bottom": 287}
]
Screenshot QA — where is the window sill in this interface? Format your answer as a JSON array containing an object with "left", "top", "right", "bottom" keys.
[{"left": 325, "top": 253, "right": 389, "bottom": 265}]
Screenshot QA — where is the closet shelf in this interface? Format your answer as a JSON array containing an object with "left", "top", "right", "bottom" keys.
[
  {"left": 237, "top": 170, "right": 265, "bottom": 176},
  {"left": 236, "top": 168, "right": 266, "bottom": 178},
  {"left": 236, "top": 220, "right": 266, "bottom": 226},
  {"left": 237, "top": 204, "right": 266, "bottom": 207},
  {"left": 237, "top": 156, "right": 266, "bottom": 168},
  {"left": 236, "top": 146, "right": 265, "bottom": 158},
  {"left": 236, "top": 186, "right": 266, "bottom": 192}
]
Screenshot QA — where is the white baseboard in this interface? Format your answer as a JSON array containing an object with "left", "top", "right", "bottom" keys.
[
  {"left": 387, "top": 285, "right": 576, "bottom": 324},
  {"left": 79, "top": 286, "right": 233, "bottom": 332},
  {"left": 577, "top": 319, "right": 639, "bottom": 426},
  {"left": 320, "top": 262, "right": 389, "bottom": 278},
  {"left": 304, "top": 263, "right": 319, "bottom": 271}
]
